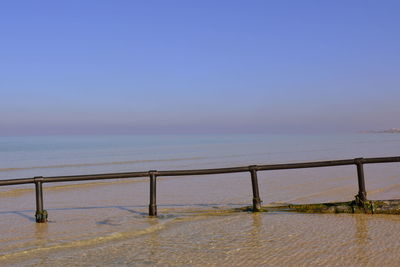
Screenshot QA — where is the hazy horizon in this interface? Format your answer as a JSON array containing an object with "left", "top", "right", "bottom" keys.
[
  {"left": 0, "top": 127, "right": 396, "bottom": 137},
  {"left": 1, "top": 1, "right": 399, "bottom": 136}
]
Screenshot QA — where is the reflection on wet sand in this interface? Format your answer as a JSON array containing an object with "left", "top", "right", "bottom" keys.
[
  {"left": 2, "top": 205, "right": 400, "bottom": 266},
  {"left": 0, "top": 163, "right": 399, "bottom": 266},
  {"left": 355, "top": 215, "right": 369, "bottom": 265}
]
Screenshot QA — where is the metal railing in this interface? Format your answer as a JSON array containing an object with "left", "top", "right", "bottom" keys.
[{"left": 1, "top": 156, "right": 399, "bottom": 222}]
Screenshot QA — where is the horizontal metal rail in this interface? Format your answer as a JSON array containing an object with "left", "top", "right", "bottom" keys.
[
  {"left": 0, "top": 156, "right": 399, "bottom": 222},
  {"left": 1, "top": 156, "right": 399, "bottom": 186}
]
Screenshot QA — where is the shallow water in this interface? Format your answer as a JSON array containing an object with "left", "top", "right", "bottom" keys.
[{"left": 0, "top": 134, "right": 400, "bottom": 266}]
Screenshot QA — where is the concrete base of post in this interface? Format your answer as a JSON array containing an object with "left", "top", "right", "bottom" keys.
[
  {"left": 35, "top": 210, "right": 48, "bottom": 223},
  {"left": 149, "top": 204, "right": 157, "bottom": 216},
  {"left": 253, "top": 198, "right": 262, "bottom": 212}
]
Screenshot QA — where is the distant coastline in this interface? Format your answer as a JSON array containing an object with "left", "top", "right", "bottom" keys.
[{"left": 361, "top": 128, "right": 400, "bottom": 134}]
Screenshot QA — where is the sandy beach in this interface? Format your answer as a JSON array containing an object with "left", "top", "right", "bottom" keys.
[{"left": 1, "top": 134, "right": 400, "bottom": 266}]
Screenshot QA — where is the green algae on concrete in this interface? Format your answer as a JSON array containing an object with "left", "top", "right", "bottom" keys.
[
  {"left": 287, "top": 201, "right": 363, "bottom": 214},
  {"left": 35, "top": 210, "right": 48, "bottom": 223},
  {"left": 370, "top": 200, "right": 400, "bottom": 214},
  {"left": 239, "top": 199, "right": 400, "bottom": 215}
]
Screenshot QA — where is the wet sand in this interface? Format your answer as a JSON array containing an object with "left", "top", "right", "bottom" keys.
[{"left": 1, "top": 164, "right": 400, "bottom": 266}]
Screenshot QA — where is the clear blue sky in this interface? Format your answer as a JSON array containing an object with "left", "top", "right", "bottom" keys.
[{"left": 1, "top": 0, "right": 399, "bottom": 135}]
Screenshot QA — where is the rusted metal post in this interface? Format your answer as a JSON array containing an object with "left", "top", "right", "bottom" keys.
[
  {"left": 249, "top": 166, "right": 262, "bottom": 212},
  {"left": 34, "top": 177, "right": 47, "bottom": 223},
  {"left": 355, "top": 158, "right": 367, "bottom": 203},
  {"left": 149, "top": 171, "right": 157, "bottom": 216}
]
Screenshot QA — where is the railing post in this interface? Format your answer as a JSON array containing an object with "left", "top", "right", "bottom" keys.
[
  {"left": 355, "top": 158, "right": 367, "bottom": 203},
  {"left": 34, "top": 176, "right": 47, "bottom": 223},
  {"left": 149, "top": 171, "right": 157, "bottom": 216},
  {"left": 249, "top": 166, "right": 262, "bottom": 212}
]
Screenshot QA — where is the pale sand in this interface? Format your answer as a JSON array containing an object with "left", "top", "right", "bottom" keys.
[{"left": 1, "top": 164, "right": 400, "bottom": 266}]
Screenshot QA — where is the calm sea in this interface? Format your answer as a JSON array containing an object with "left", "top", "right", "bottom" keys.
[
  {"left": 1, "top": 134, "right": 400, "bottom": 266},
  {"left": 1, "top": 133, "right": 400, "bottom": 179}
]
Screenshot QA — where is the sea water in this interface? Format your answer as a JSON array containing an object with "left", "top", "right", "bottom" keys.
[{"left": 1, "top": 134, "right": 400, "bottom": 266}]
